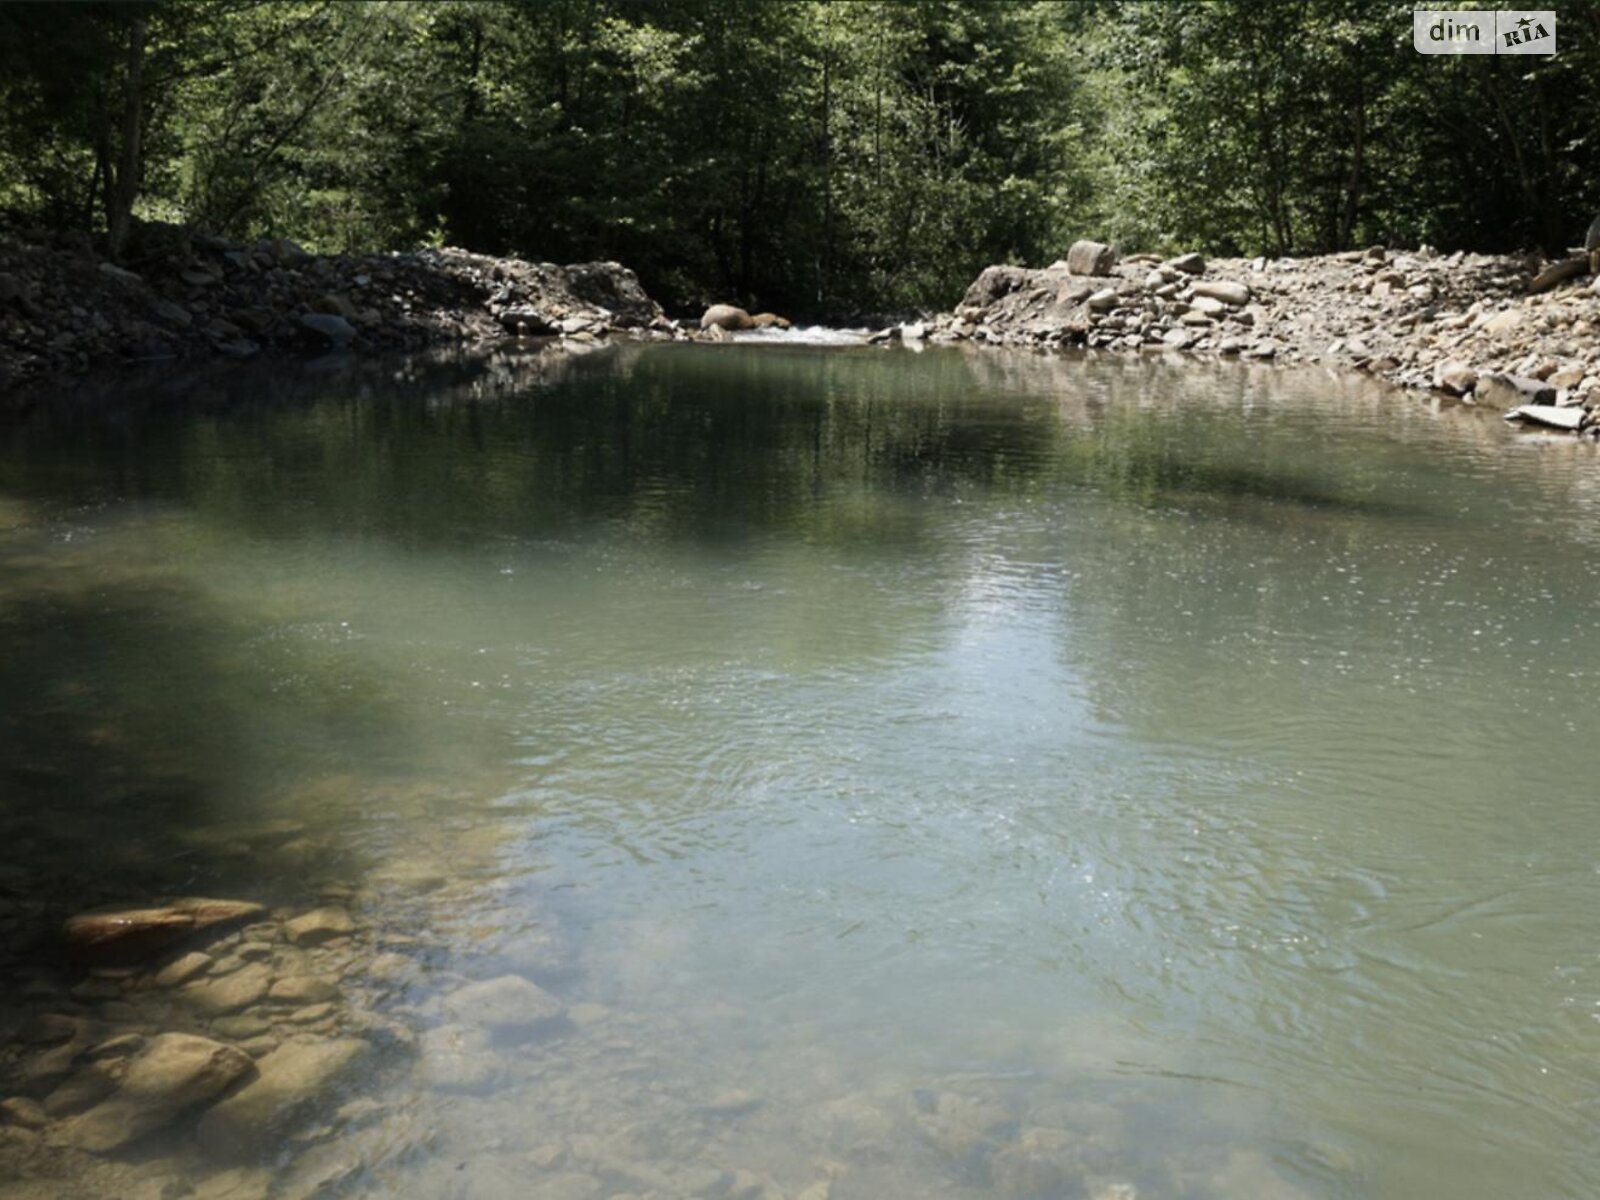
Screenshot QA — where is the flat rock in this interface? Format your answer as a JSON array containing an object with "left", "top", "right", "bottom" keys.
[
  {"left": 212, "top": 1013, "right": 273, "bottom": 1040},
  {"left": 1191, "top": 279, "right": 1251, "bottom": 306},
  {"left": 185, "top": 963, "right": 273, "bottom": 1015},
  {"left": 196, "top": 1037, "right": 369, "bottom": 1159},
  {"left": 154, "top": 950, "right": 213, "bottom": 988},
  {"left": 1529, "top": 257, "right": 1586, "bottom": 293},
  {"left": 1165, "top": 252, "right": 1206, "bottom": 275},
  {"left": 443, "top": 974, "right": 564, "bottom": 1038},
  {"left": 268, "top": 975, "right": 338, "bottom": 1006},
  {"left": 1504, "top": 404, "right": 1583, "bottom": 430},
  {"left": 56, "top": 1033, "right": 254, "bottom": 1152},
  {"left": 64, "top": 898, "right": 265, "bottom": 963},
  {"left": 285, "top": 907, "right": 354, "bottom": 946}
]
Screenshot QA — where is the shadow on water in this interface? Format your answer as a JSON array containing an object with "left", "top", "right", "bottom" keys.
[{"left": 0, "top": 562, "right": 420, "bottom": 938}]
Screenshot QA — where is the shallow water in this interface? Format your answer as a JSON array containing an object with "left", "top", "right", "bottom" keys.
[{"left": 1, "top": 343, "right": 1599, "bottom": 1199}]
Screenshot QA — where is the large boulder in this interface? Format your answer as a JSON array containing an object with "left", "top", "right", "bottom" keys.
[
  {"left": 701, "top": 304, "right": 754, "bottom": 331},
  {"left": 560, "top": 261, "right": 660, "bottom": 327},
  {"left": 56, "top": 1034, "right": 254, "bottom": 1152},
  {"left": 956, "top": 265, "right": 1037, "bottom": 312},
  {"left": 1066, "top": 240, "right": 1116, "bottom": 276}
]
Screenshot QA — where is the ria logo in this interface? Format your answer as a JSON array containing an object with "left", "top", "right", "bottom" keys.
[
  {"left": 1413, "top": 9, "right": 1556, "bottom": 54},
  {"left": 1500, "top": 12, "right": 1552, "bottom": 48}
]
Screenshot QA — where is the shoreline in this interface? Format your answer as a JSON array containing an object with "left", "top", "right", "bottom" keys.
[
  {"left": 920, "top": 242, "right": 1600, "bottom": 439},
  {"left": 0, "top": 229, "right": 678, "bottom": 392},
  {"left": 6, "top": 229, "right": 1600, "bottom": 445}
]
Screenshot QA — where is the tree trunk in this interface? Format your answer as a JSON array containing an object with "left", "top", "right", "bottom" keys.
[
  {"left": 106, "top": 12, "right": 148, "bottom": 261},
  {"left": 1338, "top": 77, "right": 1365, "bottom": 251}
]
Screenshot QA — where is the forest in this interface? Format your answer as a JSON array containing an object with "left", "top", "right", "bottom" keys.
[{"left": 2, "top": 0, "right": 1598, "bottom": 317}]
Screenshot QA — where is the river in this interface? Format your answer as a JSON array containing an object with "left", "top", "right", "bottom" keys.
[{"left": 1, "top": 342, "right": 1597, "bottom": 1199}]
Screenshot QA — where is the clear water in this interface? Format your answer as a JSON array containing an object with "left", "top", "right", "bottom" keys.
[{"left": 1, "top": 344, "right": 1598, "bottom": 1200}]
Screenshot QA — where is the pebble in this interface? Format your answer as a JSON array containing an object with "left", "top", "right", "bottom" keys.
[{"left": 154, "top": 951, "right": 213, "bottom": 987}]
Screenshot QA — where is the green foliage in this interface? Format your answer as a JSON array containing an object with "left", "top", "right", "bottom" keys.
[{"left": 2, "top": 0, "right": 1598, "bottom": 310}]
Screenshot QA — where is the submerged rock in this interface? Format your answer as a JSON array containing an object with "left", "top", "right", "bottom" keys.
[
  {"left": 185, "top": 962, "right": 273, "bottom": 1015},
  {"left": 56, "top": 1033, "right": 254, "bottom": 1152},
  {"left": 153, "top": 950, "right": 213, "bottom": 988},
  {"left": 418, "top": 1023, "right": 501, "bottom": 1092},
  {"left": 18, "top": 1012, "right": 81, "bottom": 1045},
  {"left": 285, "top": 907, "right": 354, "bottom": 946},
  {"left": 0, "top": 1097, "right": 48, "bottom": 1130},
  {"left": 443, "top": 974, "right": 564, "bottom": 1038},
  {"left": 196, "top": 1036, "right": 370, "bottom": 1160},
  {"left": 268, "top": 975, "right": 339, "bottom": 1006},
  {"left": 43, "top": 1060, "right": 121, "bottom": 1117},
  {"left": 63, "top": 898, "right": 265, "bottom": 963}
]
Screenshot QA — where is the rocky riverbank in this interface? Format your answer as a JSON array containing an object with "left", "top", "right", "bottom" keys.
[
  {"left": 920, "top": 240, "right": 1600, "bottom": 438},
  {"left": 0, "top": 225, "right": 675, "bottom": 390}
]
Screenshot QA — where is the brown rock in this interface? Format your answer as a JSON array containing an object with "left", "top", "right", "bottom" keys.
[{"left": 64, "top": 898, "right": 265, "bottom": 963}]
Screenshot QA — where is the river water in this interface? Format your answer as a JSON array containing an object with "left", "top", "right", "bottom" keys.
[{"left": 1, "top": 343, "right": 1598, "bottom": 1200}]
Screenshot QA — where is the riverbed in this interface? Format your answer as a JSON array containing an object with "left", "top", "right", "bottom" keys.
[{"left": 1, "top": 344, "right": 1597, "bottom": 1199}]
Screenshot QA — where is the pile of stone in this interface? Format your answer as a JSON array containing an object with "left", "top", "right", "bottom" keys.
[
  {"left": 928, "top": 238, "right": 1600, "bottom": 439},
  {"left": 0, "top": 893, "right": 409, "bottom": 1168},
  {"left": 0, "top": 224, "right": 675, "bottom": 389}
]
